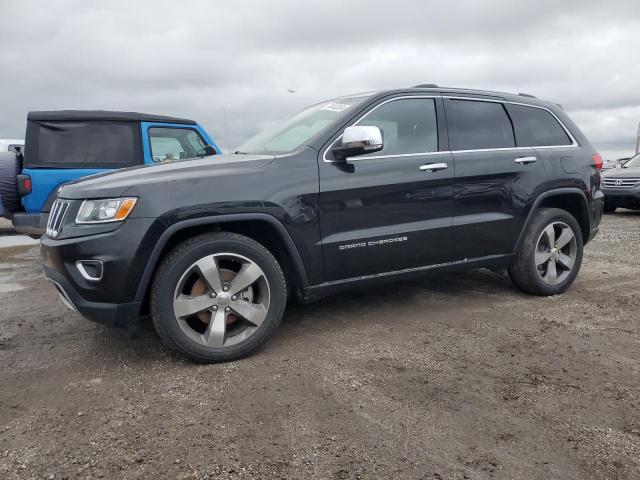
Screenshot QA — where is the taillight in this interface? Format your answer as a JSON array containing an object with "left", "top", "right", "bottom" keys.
[
  {"left": 16, "top": 174, "right": 32, "bottom": 196},
  {"left": 592, "top": 153, "right": 603, "bottom": 170}
]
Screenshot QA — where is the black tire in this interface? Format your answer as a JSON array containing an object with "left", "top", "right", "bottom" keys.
[
  {"left": 508, "top": 208, "right": 583, "bottom": 296},
  {"left": 0, "top": 151, "right": 21, "bottom": 218},
  {"left": 603, "top": 203, "right": 617, "bottom": 213},
  {"left": 150, "top": 232, "right": 287, "bottom": 363}
]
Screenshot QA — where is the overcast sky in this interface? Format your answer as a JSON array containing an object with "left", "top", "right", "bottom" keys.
[{"left": 1, "top": 0, "right": 639, "bottom": 158}]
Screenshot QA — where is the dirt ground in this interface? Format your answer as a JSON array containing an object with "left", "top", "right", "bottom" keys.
[{"left": 0, "top": 213, "right": 638, "bottom": 480}]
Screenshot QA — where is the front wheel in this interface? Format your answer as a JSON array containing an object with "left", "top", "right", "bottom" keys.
[
  {"left": 150, "top": 232, "right": 287, "bottom": 363},
  {"left": 508, "top": 208, "right": 583, "bottom": 296},
  {"left": 603, "top": 203, "right": 617, "bottom": 213}
]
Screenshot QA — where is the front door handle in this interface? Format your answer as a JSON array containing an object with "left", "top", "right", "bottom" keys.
[
  {"left": 514, "top": 156, "right": 537, "bottom": 165},
  {"left": 419, "top": 162, "right": 448, "bottom": 172}
]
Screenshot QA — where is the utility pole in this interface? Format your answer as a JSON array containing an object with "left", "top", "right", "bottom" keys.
[{"left": 636, "top": 121, "right": 640, "bottom": 155}]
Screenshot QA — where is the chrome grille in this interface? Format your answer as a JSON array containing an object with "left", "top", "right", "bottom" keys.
[
  {"left": 602, "top": 177, "right": 640, "bottom": 189},
  {"left": 46, "top": 200, "right": 69, "bottom": 238}
]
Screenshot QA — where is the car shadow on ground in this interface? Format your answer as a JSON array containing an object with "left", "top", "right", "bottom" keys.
[
  {"left": 608, "top": 209, "right": 640, "bottom": 217},
  {"left": 89, "top": 268, "right": 516, "bottom": 364}
]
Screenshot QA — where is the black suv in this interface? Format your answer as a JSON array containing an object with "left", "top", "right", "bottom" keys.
[{"left": 41, "top": 86, "right": 604, "bottom": 362}]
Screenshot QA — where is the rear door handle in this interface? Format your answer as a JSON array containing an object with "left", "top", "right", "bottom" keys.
[
  {"left": 419, "top": 162, "right": 448, "bottom": 172},
  {"left": 514, "top": 156, "right": 537, "bottom": 164}
]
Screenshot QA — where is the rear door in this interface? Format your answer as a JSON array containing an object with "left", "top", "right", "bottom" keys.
[
  {"left": 319, "top": 95, "right": 454, "bottom": 282},
  {"left": 445, "top": 97, "right": 546, "bottom": 260}
]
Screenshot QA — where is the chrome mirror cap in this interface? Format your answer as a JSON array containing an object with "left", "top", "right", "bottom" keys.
[
  {"left": 342, "top": 125, "right": 383, "bottom": 150},
  {"left": 333, "top": 125, "right": 383, "bottom": 160}
]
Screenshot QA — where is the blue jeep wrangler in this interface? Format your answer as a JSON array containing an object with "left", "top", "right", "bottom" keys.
[{"left": 0, "top": 110, "right": 220, "bottom": 235}]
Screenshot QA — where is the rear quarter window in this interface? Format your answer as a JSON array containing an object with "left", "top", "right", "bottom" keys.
[
  {"left": 448, "top": 100, "right": 515, "bottom": 150},
  {"left": 508, "top": 104, "right": 572, "bottom": 147}
]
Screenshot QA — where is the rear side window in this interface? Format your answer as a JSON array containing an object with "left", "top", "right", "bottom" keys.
[
  {"left": 508, "top": 104, "right": 572, "bottom": 147},
  {"left": 448, "top": 100, "right": 515, "bottom": 150},
  {"left": 24, "top": 121, "right": 139, "bottom": 169}
]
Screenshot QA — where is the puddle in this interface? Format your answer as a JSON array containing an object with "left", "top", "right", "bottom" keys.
[{"left": 0, "top": 235, "right": 39, "bottom": 248}]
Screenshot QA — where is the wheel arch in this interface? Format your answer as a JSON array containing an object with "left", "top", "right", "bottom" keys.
[
  {"left": 134, "top": 214, "right": 309, "bottom": 311},
  {"left": 515, "top": 188, "right": 591, "bottom": 252}
]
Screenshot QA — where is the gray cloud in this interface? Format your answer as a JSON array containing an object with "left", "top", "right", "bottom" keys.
[{"left": 1, "top": 0, "right": 639, "bottom": 158}]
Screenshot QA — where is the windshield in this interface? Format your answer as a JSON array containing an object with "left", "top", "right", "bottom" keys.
[
  {"left": 622, "top": 153, "right": 640, "bottom": 168},
  {"left": 236, "top": 96, "right": 371, "bottom": 155}
]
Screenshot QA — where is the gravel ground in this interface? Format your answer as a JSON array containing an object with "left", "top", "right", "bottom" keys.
[{"left": 0, "top": 213, "right": 638, "bottom": 480}]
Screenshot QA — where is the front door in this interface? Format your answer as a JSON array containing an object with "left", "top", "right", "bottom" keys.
[{"left": 319, "top": 96, "right": 454, "bottom": 282}]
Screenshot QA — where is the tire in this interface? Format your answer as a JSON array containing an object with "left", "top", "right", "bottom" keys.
[
  {"left": 0, "top": 151, "right": 21, "bottom": 218},
  {"left": 150, "top": 232, "right": 287, "bottom": 362},
  {"left": 508, "top": 208, "right": 583, "bottom": 296},
  {"left": 603, "top": 203, "right": 617, "bottom": 213}
]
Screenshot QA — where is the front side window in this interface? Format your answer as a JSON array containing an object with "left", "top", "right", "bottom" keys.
[
  {"left": 355, "top": 98, "right": 438, "bottom": 157},
  {"left": 149, "top": 127, "right": 207, "bottom": 162},
  {"left": 509, "top": 104, "right": 572, "bottom": 147},
  {"left": 448, "top": 100, "right": 515, "bottom": 150}
]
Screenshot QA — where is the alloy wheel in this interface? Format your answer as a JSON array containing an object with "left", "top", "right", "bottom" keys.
[
  {"left": 172, "top": 253, "right": 270, "bottom": 348},
  {"left": 534, "top": 221, "right": 577, "bottom": 286}
]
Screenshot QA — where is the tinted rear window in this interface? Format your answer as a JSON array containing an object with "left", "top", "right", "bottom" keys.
[
  {"left": 24, "top": 121, "right": 139, "bottom": 169},
  {"left": 448, "top": 100, "right": 515, "bottom": 150},
  {"left": 508, "top": 104, "right": 572, "bottom": 147}
]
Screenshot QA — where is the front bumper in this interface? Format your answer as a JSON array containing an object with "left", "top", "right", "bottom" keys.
[
  {"left": 602, "top": 186, "right": 640, "bottom": 207},
  {"left": 43, "top": 265, "right": 141, "bottom": 327},
  {"left": 40, "top": 217, "right": 160, "bottom": 326},
  {"left": 12, "top": 212, "right": 46, "bottom": 236}
]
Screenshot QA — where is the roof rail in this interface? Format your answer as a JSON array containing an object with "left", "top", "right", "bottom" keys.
[
  {"left": 413, "top": 83, "right": 438, "bottom": 88},
  {"left": 518, "top": 92, "right": 537, "bottom": 98}
]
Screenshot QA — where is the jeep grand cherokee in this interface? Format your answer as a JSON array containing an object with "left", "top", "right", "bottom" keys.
[{"left": 40, "top": 85, "right": 604, "bottom": 362}]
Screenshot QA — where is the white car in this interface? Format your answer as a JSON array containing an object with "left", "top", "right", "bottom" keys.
[{"left": 0, "top": 139, "right": 24, "bottom": 153}]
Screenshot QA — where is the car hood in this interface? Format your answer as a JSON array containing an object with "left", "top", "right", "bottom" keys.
[
  {"left": 602, "top": 166, "right": 640, "bottom": 178},
  {"left": 58, "top": 154, "right": 275, "bottom": 199}
]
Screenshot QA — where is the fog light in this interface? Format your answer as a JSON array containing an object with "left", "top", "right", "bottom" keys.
[{"left": 76, "top": 260, "right": 103, "bottom": 281}]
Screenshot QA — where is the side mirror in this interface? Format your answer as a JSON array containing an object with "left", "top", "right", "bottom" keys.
[
  {"left": 203, "top": 145, "right": 217, "bottom": 156},
  {"left": 332, "top": 125, "right": 383, "bottom": 160}
]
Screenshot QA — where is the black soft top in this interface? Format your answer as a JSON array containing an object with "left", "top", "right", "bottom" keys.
[{"left": 27, "top": 110, "right": 196, "bottom": 125}]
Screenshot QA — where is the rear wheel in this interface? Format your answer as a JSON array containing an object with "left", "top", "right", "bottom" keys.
[
  {"left": 151, "top": 232, "right": 287, "bottom": 362},
  {"left": 509, "top": 208, "right": 583, "bottom": 296}
]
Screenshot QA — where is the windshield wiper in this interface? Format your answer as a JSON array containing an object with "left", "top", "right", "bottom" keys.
[{"left": 234, "top": 150, "right": 248, "bottom": 155}]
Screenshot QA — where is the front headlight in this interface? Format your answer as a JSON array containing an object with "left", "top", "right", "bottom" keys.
[{"left": 76, "top": 197, "right": 137, "bottom": 224}]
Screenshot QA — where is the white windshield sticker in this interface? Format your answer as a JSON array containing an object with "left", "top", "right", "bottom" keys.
[{"left": 321, "top": 102, "right": 352, "bottom": 112}]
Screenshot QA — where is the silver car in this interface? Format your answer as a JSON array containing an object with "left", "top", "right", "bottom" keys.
[{"left": 602, "top": 153, "right": 640, "bottom": 212}]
